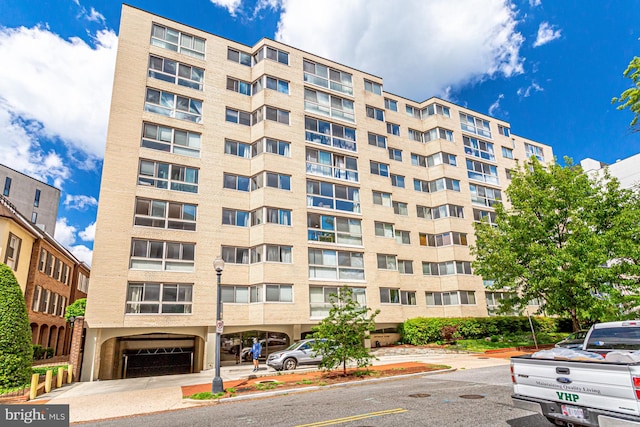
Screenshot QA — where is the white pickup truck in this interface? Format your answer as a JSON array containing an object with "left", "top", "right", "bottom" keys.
[{"left": 511, "top": 320, "right": 640, "bottom": 427}]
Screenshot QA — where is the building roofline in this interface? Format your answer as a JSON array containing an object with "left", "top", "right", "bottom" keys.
[{"left": 0, "top": 163, "right": 61, "bottom": 193}]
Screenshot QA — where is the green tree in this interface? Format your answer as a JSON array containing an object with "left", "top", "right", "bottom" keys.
[
  {"left": 612, "top": 56, "right": 640, "bottom": 131},
  {"left": 0, "top": 263, "right": 33, "bottom": 389},
  {"left": 471, "top": 158, "right": 640, "bottom": 331},
  {"left": 311, "top": 286, "right": 380, "bottom": 375},
  {"left": 64, "top": 298, "right": 86, "bottom": 322}
]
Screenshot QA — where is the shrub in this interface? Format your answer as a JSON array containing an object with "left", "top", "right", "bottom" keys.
[
  {"left": 440, "top": 325, "right": 460, "bottom": 342},
  {"left": 0, "top": 264, "right": 33, "bottom": 388}
]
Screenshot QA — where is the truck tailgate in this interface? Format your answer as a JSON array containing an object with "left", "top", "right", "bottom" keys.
[{"left": 512, "top": 356, "right": 640, "bottom": 416}]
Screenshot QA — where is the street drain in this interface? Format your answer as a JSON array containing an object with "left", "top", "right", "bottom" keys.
[
  {"left": 255, "top": 380, "right": 279, "bottom": 384},
  {"left": 408, "top": 393, "right": 431, "bottom": 398},
  {"left": 459, "top": 394, "right": 485, "bottom": 399}
]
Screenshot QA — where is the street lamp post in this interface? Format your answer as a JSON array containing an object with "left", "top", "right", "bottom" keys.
[{"left": 212, "top": 256, "right": 225, "bottom": 393}]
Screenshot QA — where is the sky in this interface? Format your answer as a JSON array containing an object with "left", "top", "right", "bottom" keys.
[{"left": 0, "top": 0, "right": 638, "bottom": 266}]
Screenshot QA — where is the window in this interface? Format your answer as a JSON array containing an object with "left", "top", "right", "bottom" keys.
[
  {"left": 380, "top": 288, "right": 416, "bottom": 305},
  {"left": 305, "top": 88, "right": 354, "bottom": 122},
  {"left": 227, "top": 47, "right": 252, "bottom": 66},
  {"left": 77, "top": 272, "right": 88, "bottom": 292},
  {"left": 388, "top": 148, "right": 402, "bottom": 162},
  {"left": 135, "top": 198, "right": 197, "bottom": 231},
  {"left": 411, "top": 153, "right": 426, "bottom": 167},
  {"left": 4, "top": 233, "right": 21, "bottom": 271},
  {"left": 251, "top": 245, "right": 292, "bottom": 263},
  {"left": 223, "top": 173, "right": 250, "bottom": 192},
  {"left": 34, "top": 189, "right": 41, "bottom": 207},
  {"left": 374, "top": 221, "right": 394, "bottom": 238},
  {"left": 393, "top": 201, "right": 408, "bottom": 215},
  {"left": 38, "top": 249, "right": 46, "bottom": 272},
  {"left": 505, "top": 168, "right": 512, "bottom": 180},
  {"left": 305, "top": 116, "right": 357, "bottom": 152},
  {"left": 303, "top": 59, "right": 353, "bottom": 96},
  {"left": 252, "top": 75, "right": 289, "bottom": 95},
  {"left": 138, "top": 159, "right": 199, "bottom": 193},
  {"left": 406, "top": 105, "right": 421, "bottom": 118},
  {"left": 252, "top": 172, "right": 291, "bottom": 190},
  {"left": 460, "top": 112, "right": 491, "bottom": 138},
  {"left": 251, "top": 207, "right": 292, "bottom": 226},
  {"left": 307, "top": 213, "right": 362, "bottom": 245},
  {"left": 306, "top": 179, "right": 360, "bottom": 213},
  {"left": 419, "top": 232, "right": 468, "bottom": 247},
  {"left": 386, "top": 122, "right": 400, "bottom": 136},
  {"left": 225, "top": 108, "right": 252, "bottom": 126},
  {"left": 469, "top": 184, "right": 502, "bottom": 207},
  {"left": 525, "top": 143, "right": 545, "bottom": 161},
  {"left": 3, "top": 177, "right": 10, "bottom": 196},
  {"left": 426, "top": 291, "right": 476, "bottom": 306},
  {"left": 306, "top": 148, "right": 359, "bottom": 183},
  {"left": 130, "top": 239, "right": 195, "bottom": 271},
  {"left": 151, "top": 23, "right": 205, "bottom": 59},
  {"left": 422, "top": 261, "right": 472, "bottom": 276},
  {"left": 254, "top": 45, "right": 289, "bottom": 65},
  {"left": 395, "top": 230, "right": 411, "bottom": 244},
  {"left": 227, "top": 77, "right": 252, "bottom": 95},
  {"left": 257, "top": 106, "right": 290, "bottom": 125},
  {"left": 473, "top": 208, "right": 497, "bottom": 226},
  {"left": 365, "top": 105, "right": 385, "bottom": 121},
  {"left": 222, "top": 285, "right": 262, "bottom": 303},
  {"left": 144, "top": 88, "right": 202, "bottom": 123},
  {"left": 31, "top": 212, "right": 37, "bottom": 224},
  {"left": 222, "top": 208, "right": 250, "bottom": 227},
  {"left": 252, "top": 138, "right": 291, "bottom": 157},
  {"left": 384, "top": 98, "right": 398, "bottom": 111},
  {"left": 498, "top": 125, "right": 510, "bottom": 137},
  {"left": 417, "top": 204, "right": 464, "bottom": 219},
  {"left": 31, "top": 286, "right": 42, "bottom": 311},
  {"left": 390, "top": 174, "right": 405, "bottom": 188},
  {"left": 372, "top": 191, "right": 392, "bottom": 207},
  {"left": 265, "top": 284, "right": 293, "bottom": 302},
  {"left": 61, "top": 265, "right": 70, "bottom": 286},
  {"left": 413, "top": 177, "right": 460, "bottom": 193},
  {"left": 308, "top": 249, "right": 365, "bottom": 281},
  {"left": 422, "top": 103, "right": 450, "bottom": 118},
  {"left": 377, "top": 254, "right": 397, "bottom": 270},
  {"left": 398, "top": 260, "right": 413, "bottom": 274},
  {"left": 126, "top": 282, "right": 193, "bottom": 314},
  {"left": 148, "top": 55, "right": 204, "bottom": 90},
  {"left": 426, "top": 152, "right": 457, "bottom": 167},
  {"left": 370, "top": 161, "right": 389, "bottom": 177},
  {"left": 142, "top": 122, "right": 200, "bottom": 157},
  {"left": 224, "top": 139, "right": 251, "bottom": 158},
  {"left": 463, "top": 136, "right": 495, "bottom": 161},
  {"left": 221, "top": 246, "right": 249, "bottom": 264},
  {"left": 466, "top": 159, "right": 499, "bottom": 185},
  {"left": 368, "top": 132, "right": 387, "bottom": 148},
  {"left": 364, "top": 79, "right": 382, "bottom": 95},
  {"left": 424, "top": 127, "right": 454, "bottom": 142},
  {"left": 310, "top": 286, "right": 366, "bottom": 318},
  {"left": 502, "top": 146, "right": 514, "bottom": 159},
  {"left": 408, "top": 129, "right": 423, "bottom": 142}
]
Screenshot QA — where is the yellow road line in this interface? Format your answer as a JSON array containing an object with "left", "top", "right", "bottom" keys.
[{"left": 294, "top": 408, "right": 408, "bottom": 427}]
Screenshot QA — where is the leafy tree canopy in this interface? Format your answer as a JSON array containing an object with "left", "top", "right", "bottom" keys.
[
  {"left": 64, "top": 298, "right": 86, "bottom": 322},
  {"left": 612, "top": 55, "right": 640, "bottom": 131},
  {"left": 471, "top": 158, "right": 640, "bottom": 331},
  {"left": 312, "top": 286, "right": 380, "bottom": 375}
]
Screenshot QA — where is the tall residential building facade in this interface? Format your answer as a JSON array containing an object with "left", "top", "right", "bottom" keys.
[
  {"left": 581, "top": 154, "right": 640, "bottom": 190},
  {"left": 83, "top": 5, "right": 553, "bottom": 380},
  {"left": 0, "top": 164, "right": 61, "bottom": 234}
]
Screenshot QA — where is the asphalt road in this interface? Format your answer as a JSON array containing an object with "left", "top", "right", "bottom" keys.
[{"left": 83, "top": 365, "right": 553, "bottom": 427}]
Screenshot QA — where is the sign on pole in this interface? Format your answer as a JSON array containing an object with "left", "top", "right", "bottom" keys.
[{"left": 216, "top": 320, "right": 224, "bottom": 334}]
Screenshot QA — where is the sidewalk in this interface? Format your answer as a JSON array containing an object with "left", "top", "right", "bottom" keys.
[{"left": 33, "top": 350, "right": 518, "bottom": 424}]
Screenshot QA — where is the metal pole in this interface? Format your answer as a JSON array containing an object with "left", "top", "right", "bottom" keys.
[{"left": 212, "top": 269, "right": 224, "bottom": 393}]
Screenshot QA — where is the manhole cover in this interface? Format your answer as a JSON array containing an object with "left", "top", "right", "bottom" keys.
[
  {"left": 459, "top": 394, "right": 485, "bottom": 399},
  {"left": 408, "top": 393, "right": 431, "bottom": 398}
]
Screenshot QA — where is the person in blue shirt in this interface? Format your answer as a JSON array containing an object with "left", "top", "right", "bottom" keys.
[{"left": 251, "top": 338, "right": 262, "bottom": 372}]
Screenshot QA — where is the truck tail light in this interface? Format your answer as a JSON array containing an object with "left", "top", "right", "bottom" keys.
[
  {"left": 633, "top": 377, "right": 640, "bottom": 400},
  {"left": 510, "top": 363, "right": 516, "bottom": 384}
]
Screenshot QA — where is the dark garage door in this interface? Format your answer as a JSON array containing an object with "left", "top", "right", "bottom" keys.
[{"left": 124, "top": 348, "right": 193, "bottom": 378}]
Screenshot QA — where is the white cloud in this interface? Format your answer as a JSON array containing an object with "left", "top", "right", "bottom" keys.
[
  {"left": 529, "top": 0, "right": 541, "bottom": 6},
  {"left": 54, "top": 217, "right": 93, "bottom": 265},
  {"left": 209, "top": 0, "right": 243, "bottom": 16},
  {"left": 86, "top": 8, "right": 106, "bottom": 24},
  {"left": 533, "top": 22, "right": 561, "bottom": 47},
  {"left": 0, "top": 26, "right": 117, "bottom": 163},
  {"left": 274, "top": 0, "right": 525, "bottom": 100},
  {"left": 64, "top": 194, "right": 98, "bottom": 210},
  {"left": 517, "top": 81, "right": 544, "bottom": 97},
  {"left": 79, "top": 222, "right": 96, "bottom": 242},
  {"left": 488, "top": 94, "right": 505, "bottom": 116}
]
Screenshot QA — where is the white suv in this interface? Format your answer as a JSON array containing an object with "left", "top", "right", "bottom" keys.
[{"left": 266, "top": 339, "right": 324, "bottom": 371}]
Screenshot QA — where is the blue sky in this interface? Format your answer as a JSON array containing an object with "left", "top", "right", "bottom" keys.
[{"left": 0, "top": 0, "right": 638, "bottom": 265}]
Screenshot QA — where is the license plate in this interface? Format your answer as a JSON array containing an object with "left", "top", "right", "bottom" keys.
[{"left": 561, "top": 404, "right": 585, "bottom": 420}]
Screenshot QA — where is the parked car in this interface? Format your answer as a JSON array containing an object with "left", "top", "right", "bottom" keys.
[
  {"left": 554, "top": 330, "right": 588, "bottom": 349},
  {"left": 266, "top": 339, "right": 326, "bottom": 371}
]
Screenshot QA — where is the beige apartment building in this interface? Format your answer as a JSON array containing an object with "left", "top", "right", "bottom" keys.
[{"left": 83, "top": 4, "right": 552, "bottom": 380}]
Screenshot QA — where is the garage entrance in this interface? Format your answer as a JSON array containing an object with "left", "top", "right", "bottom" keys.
[{"left": 123, "top": 347, "right": 193, "bottom": 378}]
